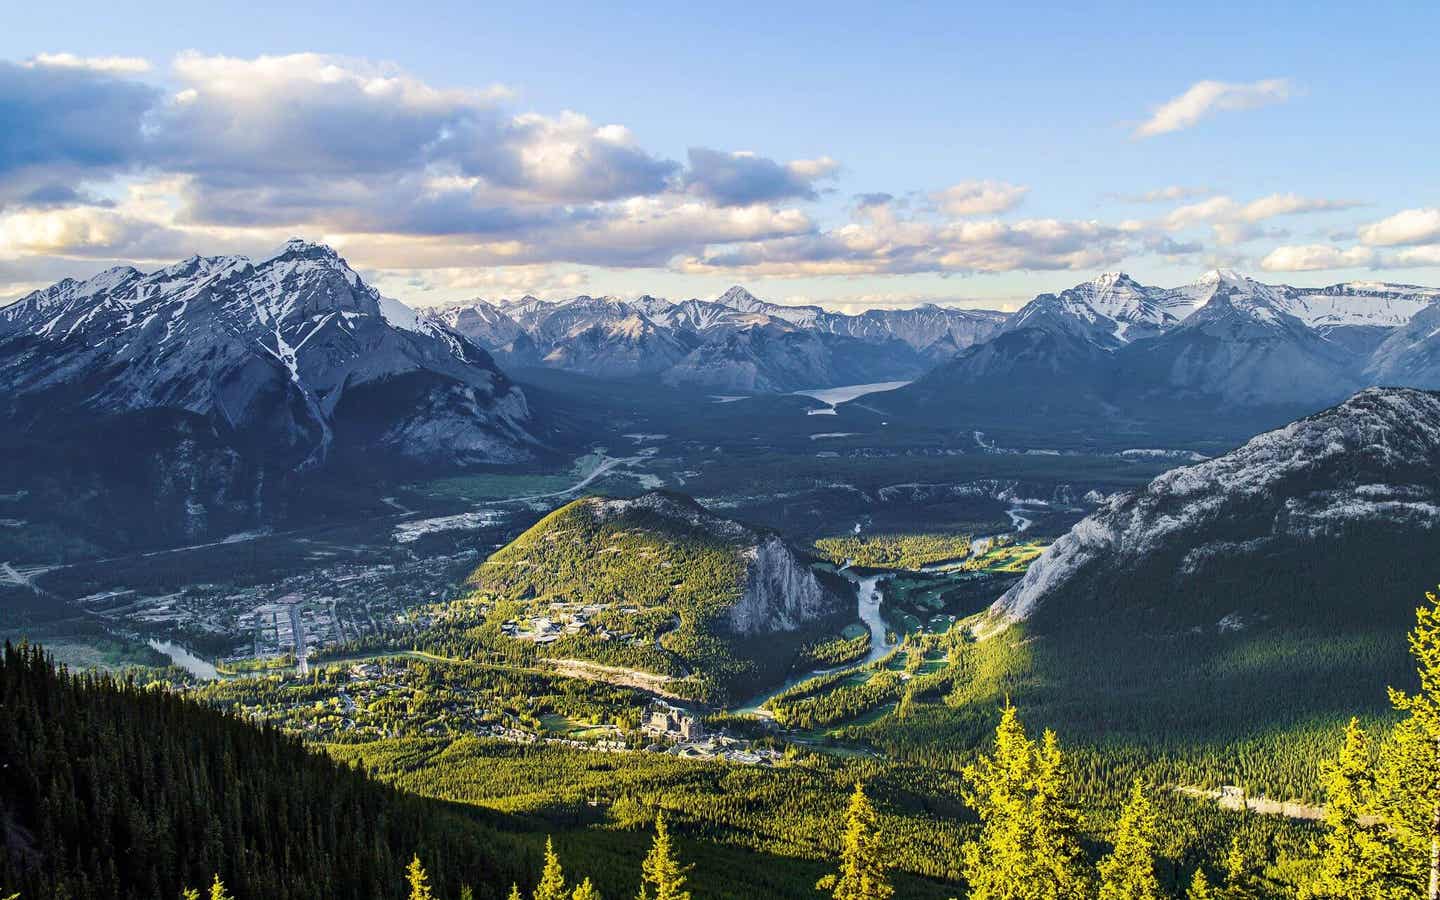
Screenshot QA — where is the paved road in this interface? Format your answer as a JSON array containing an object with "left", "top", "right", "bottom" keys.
[{"left": 288, "top": 603, "right": 309, "bottom": 676}]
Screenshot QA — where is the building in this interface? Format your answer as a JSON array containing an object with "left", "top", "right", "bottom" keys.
[{"left": 642, "top": 702, "right": 705, "bottom": 741}]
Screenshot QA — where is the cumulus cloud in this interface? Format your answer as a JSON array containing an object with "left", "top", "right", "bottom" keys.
[
  {"left": 150, "top": 53, "right": 677, "bottom": 211},
  {"left": 678, "top": 214, "right": 1131, "bottom": 278},
  {"left": 1159, "top": 193, "right": 1362, "bottom": 244},
  {"left": 0, "top": 60, "right": 159, "bottom": 205},
  {"left": 683, "top": 148, "right": 838, "bottom": 206},
  {"left": 1259, "top": 244, "right": 1376, "bottom": 272},
  {"left": 4, "top": 49, "right": 1389, "bottom": 297},
  {"left": 1391, "top": 245, "right": 1440, "bottom": 267},
  {"left": 1134, "top": 78, "right": 1294, "bottom": 138},
  {"left": 1358, "top": 207, "right": 1440, "bottom": 246},
  {"left": 931, "top": 180, "right": 1028, "bottom": 216}
]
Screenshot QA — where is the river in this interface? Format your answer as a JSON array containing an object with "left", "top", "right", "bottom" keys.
[
  {"left": 149, "top": 640, "right": 219, "bottom": 680},
  {"left": 791, "top": 381, "right": 912, "bottom": 415},
  {"left": 733, "top": 571, "right": 895, "bottom": 714}
]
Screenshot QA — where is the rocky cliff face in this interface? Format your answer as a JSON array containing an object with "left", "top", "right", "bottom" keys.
[{"left": 729, "top": 535, "right": 844, "bottom": 635}]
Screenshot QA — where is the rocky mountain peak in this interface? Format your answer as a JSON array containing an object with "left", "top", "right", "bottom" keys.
[{"left": 992, "top": 387, "right": 1440, "bottom": 622}]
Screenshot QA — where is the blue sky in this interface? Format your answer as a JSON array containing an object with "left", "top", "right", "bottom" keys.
[{"left": 3, "top": 0, "right": 1438, "bottom": 311}]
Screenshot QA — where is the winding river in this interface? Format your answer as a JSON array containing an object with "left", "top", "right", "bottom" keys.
[{"left": 733, "top": 571, "right": 895, "bottom": 714}]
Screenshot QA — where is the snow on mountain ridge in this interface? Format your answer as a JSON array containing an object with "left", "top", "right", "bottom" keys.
[
  {"left": 1, "top": 242, "right": 536, "bottom": 470},
  {"left": 992, "top": 387, "right": 1440, "bottom": 621}
]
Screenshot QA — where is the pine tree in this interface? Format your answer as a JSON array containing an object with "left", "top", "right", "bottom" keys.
[
  {"left": 1032, "top": 729, "right": 1090, "bottom": 895},
  {"left": 1300, "top": 719, "right": 1403, "bottom": 899},
  {"left": 209, "top": 875, "right": 233, "bottom": 900},
  {"left": 1098, "top": 779, "right": 1162, "bottom": 900},
  {"left": 637, "top": 812, "right": 691, "bottom": 900},
  {"left": 1218, "top": 836, "right": 1265, "bottom": 900},
  {"left": 460, "top": 886, "right": 475, "bottom": 900},
  {"left": 407, "top": 854, "right": 435, "bottom": 900},
  {"left": 508, "top": 884, "right": 523, "bottom": 900},
  {"left": 534, "top": 837, "right": 568, "bottom": 900},
  {"left": 572, "top": 877, "right": 602, "bottom": 900},
  {"left": 1389, "top": 587, "right": 1440, "bottom": 900},
  {"left": 1185, "top": 870, "right": 1216, "bottom": 900},
  {"left": 1376, "top": 716, "right": 1439, "bottom": 896},
  {"left": 960, "top": 703, "right": 1090, "bottom": 899},
  {"left": 182, "top": 890, "right": 201, "bottom": 900},
  {"left": 817, "top": 783, "right": 893, "bottom": 900}
]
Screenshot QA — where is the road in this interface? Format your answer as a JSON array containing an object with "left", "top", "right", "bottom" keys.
[
  {"left": 288, "top": 603, "right": 309, "bottom": 676},
  {"left": 478, "top": 454, "right": 641, "bottom": 506}
]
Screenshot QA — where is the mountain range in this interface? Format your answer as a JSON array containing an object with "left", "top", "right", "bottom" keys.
[
  {"left": 428, "top": 286, "right": 1006, "bottom": 392},
  {"left": 0, "top": 240, "right": 537, "bottom": 544},
  {"left": 862, "top": 269, "right": 1440, "bottom": 444}
]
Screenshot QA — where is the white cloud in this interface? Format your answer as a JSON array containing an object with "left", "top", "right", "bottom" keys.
[
  {"left": 27, "top": 52, "right": 152, "bottom": 74},
  {"left": 1160, "top": 192, "right": 1361, "bottom": 244},
  {"left": 931, "top": 180, "right": 1029, "bottom": 217},
  {"left": 1391, "top": 245, "right": 1440, "bottom": 267},
  {"left": 677, "top": 213, "right": 1131, "bottom": 278},
  {"left": 1259, "top": 244, "right": 1375, "bottom": 272},
  {"left": 1358, "top": 208, "right": 1440, "bottom": 247},
  {"left": 1134, "top": 78, "right": 1294, "bottom": 138}
]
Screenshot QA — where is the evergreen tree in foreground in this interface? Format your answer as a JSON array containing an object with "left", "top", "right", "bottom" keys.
[
  {"left": 1097, "top": 779, "right": 1162, "bottom": 900},
  {"left": 637, "top": 812, "right": 691, "bottom": 900},
  {"left": 209, "top": 875, "right": 234, "bottom": 900},
  {"left": 534, "top": 837, "right": 568, "bottom": 900},
  {"left": 960, "top": 703, "right": 1090, "bottom": 899},
  {"left": 1388, "top": 587, "right": 1440, "bottom": 900},
  {"left": 407, "top": 855, "right": 435, "bottom": 900},
  {"left": 1299, "top": 719, "right": 1404, "bottom": 899},
  {"left": 817, "top": 782, "right": 893, "bottom": 900}
]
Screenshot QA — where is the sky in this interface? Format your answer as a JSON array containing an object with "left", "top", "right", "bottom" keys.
[{"left": 2, "top": 0, "right": 1439, "bottom": 313}]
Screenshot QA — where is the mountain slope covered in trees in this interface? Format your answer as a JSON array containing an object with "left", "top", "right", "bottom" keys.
[{"left": 0, "top": 642, "right": 530, "bottom": 900}]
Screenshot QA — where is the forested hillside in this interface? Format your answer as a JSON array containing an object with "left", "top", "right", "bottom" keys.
[
  {"left": 419, "top": 492, "right": 854, "bottom": 702},
  {"left": 0, "top": 643, "right": 531, "bottom": 900}
]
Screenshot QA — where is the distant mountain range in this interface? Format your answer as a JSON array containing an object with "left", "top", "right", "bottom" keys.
[
  {"left": 9, "top": 242, "right": 1440, "bottom": 544},
  {"left": 428, "top": 286, "right": 1006, "bottom": 392},
  {"left": 862, "top": 269, "right": 1440, "bottom": 443},
  {"left": 0, "top": 240, "right": 538, "bottom": 544}
]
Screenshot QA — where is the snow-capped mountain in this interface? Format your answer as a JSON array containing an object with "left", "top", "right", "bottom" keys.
[
  {"left": 658, "top": 321, "right": 922, "bottom": 393},
  {"left": 429, "top": 300, "right": 525, "bottom": 349},
  {"left": 1069, "top": 272, "right": 1185, "bottom": 340},
  {"left": 987, "top": 272, "right": 1178, "bottom": 351},
  {"left": 992, "top": 387, "right": 1440, "bottom": 626},
  {"left": 866, "top": 268, "right": 1440, "bottom": 439},
  {"left": 809, "top": 304, "right": 1007, "bottom": 359},
  {"left": 539, "top": 313, "right": 698, "bottom": 377},
  {"left": 713, "top": 285, "right": 824, "bottom": 327},
  {"left": 1366, "top": 300, "right": 1440, "bottom": 389},
  {"left": 1115, "top": 270, "right": 1364, "bottom": 408},
  {"left": 431, "top": 285, "right": 958, "bottom": 391},
  {"left": 0, "top": 239, "right": 537, "bottom": 471}
]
